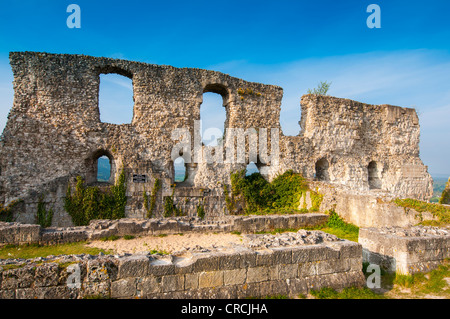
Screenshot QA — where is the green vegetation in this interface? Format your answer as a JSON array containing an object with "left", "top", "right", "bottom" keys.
[
  {"left": 163, "top": 186, "right": 184, "bottom": 217},
  {"left": 123, "top": 235, "right": 135, "bottom": 240},
  {"left": 307, "top": 81, "right": 332, "bottom": 96},
  {"left": 100, "top": 235, "right": 120, "bottom": 241},
  {"left": 143, "top": 178, "right": 161, "bottom": 218},
  {"left": 36, "top": 196, "right": 53, "bottom": 228},
  {"left": 393, "top": 260, "right": 450, "bottom": 297},
  {"left": 310, "top": 286, "right": 385, "bottom": 299},
  {"left": 149, "top": 249, "right": 169, "bottom": 255},
  {"left": 197, "top": 202, "right": 205, "bottom": 220},
  {"left": 0, "top": 199, "right": 21, "bottom": 222},
  {"left": 64, "top": 169, "right": 127, "bottom": 226},
  {"left": 225, "top": 169, "right": 322, "bottom": 215},
  {"left": 430, "top": 177, "right": 448, "bottom": 203},
  {"left": 304, "top": 210, "right": 359, "bottom": 242},
  {"left": 393, "top": 198, "right": 450, "bottom": 225},
  {"left": 0, "top": 242, "right": 110, "bottom": 259}
]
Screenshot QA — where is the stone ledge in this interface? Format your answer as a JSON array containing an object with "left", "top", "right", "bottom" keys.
[
  {"left": 0, "top": 213, "right": 328, "bottom": 246},
  {"left": 359, "top": 226, "right": 450, "bottom": 274}
]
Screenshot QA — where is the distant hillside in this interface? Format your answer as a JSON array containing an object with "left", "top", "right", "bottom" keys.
[{"left": 431, "top": 175, "right": 450, "bottom": 203}]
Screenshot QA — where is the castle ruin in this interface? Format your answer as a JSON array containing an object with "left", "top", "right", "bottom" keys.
[{"left": 0, "top": 52, "right": 433, "bottom": 227}]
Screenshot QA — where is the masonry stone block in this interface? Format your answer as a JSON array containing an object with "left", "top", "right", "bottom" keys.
[
  {"left": 161, "top": 275, "right": 184, "bottom": 292},
  {"left": 111, "top": 278, "right": 137, "bottom": 298},
  {"left": 223, "top": 268, "right": 246, "bottom": 286},
  {"left": 118, "top": 255, "right": 150, "bottom": 278},
  {"left": 247, "top": 267, "right": 270, "bottom": 283}
]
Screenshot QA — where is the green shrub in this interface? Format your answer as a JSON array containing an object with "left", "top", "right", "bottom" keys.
[
  {"left": 163, "top": 187, "right": 184, "bottom": 217},
  {"left": 225, "top": 169, "right": 321, "bottom": 215},
  {"left": 64, "top": 169, "right": 127, "bottom": 226},
  {"left": 197, "top": 202, "right": 205, "bottom": 220},
  {"left": 307, "top": 81, "right": 332, "bottom": 96},
  {"left": 36, "top": 196, "right": 53, "bottom": 228}
]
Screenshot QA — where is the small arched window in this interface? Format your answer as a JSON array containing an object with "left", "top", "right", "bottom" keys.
[
  {"left": 368, "top": 161, "right": 381, "bottom": 189},
  {"left": 174, "top": 157, "right": 187, "bottom": 183},
  {"left": 97, "top": 155, "right": 111, "bottom": 182},
  {"left": 315, "top": 158, "right": 330, "bottom": 181}
]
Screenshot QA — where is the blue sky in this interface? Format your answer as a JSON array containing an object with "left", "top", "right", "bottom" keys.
[{"left": 0, "top": 1, "right": 449, "bottom": 176}]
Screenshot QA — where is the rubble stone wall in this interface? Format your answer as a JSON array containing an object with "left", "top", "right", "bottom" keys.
[
  {"left": 0, "top": 213, "right": 329, "bottom": 245},
  {"left": 359, "top": 227, "right": 450, "bottom": 274},
  {"left": 0, "top": 52, "right": 432, "bottom": 226},
  {"left": 0, "top": 235, "right": 364, "bottom": 299}
]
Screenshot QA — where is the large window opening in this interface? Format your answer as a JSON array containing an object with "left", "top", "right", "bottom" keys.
[
  {"left": 368, "top": 161, "right": 381, "bottom": 189},
  {"left": 315, "top": 158, "right": 330, "bottom": 181},
  {"left": 98, "top": 73, "right": 134, "bottom": 124},
  {"left": 200, "top": 92, "right": 226, "bottom": 146}
]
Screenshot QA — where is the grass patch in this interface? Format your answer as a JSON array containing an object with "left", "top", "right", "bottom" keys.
[
  {"left": 306, "top": 210, "right": 359, "bottom": 242},
  {"left": 310, "top": 286, "right": 385, "bottom": 299},
  {"left": 149, "top": 249, "right": 169, "bottom": 255},
  {"left": 123, "top": 235, "right": 135, "bottom": 240},
  {"left": 0, "top": 242, "right": 111, "bottom": 260},
  {"left": 100, "top": 235, "right": 120, "bottom": 241},
  {"left": 393, "top": 260, "right": 450, "bottom": 296},
  {"left": 393, "top": 198, "right": 450, "bottom": 225}
]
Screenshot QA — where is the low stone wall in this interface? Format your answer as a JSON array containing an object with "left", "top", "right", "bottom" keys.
[
  {"left": 359, "top": 226, "right": 450, "bottom": 274},
  {"left": 308, "top": 182, "right": 437, "bottom": 228},
  {"left": 0, "top": 230, "right": 364, "bottom": 299},
  {"left": 0, "top": 213, "right": 328, "bottom": 245}
]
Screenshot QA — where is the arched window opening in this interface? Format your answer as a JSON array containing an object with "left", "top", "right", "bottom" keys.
[
  {"left": 174, "top": 157, "right": 187, "bottom": 183},
  {"left": 315, "top": 158, "right": 330, "bottom": 181},
  {"left": 97, "top": 156, "right": 111, "bottom": 182},
  {"left": 98, "top": 73, "right": 134, "bottom": 124},
  {"left": 200, "top": 92, "right": 226, "bottom": 146},
  {"left": 368, "top": 161, "right": 381, "bottom": 189},
  {"left": 246, "top": 162, "right": 259, "bottom": 176}
]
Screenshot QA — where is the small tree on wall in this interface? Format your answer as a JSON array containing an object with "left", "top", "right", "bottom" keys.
[{"left": 307, "top": 81, "right": 332, "bottom": 96}]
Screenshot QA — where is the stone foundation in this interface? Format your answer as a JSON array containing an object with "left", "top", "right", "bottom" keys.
[
  {"left": 359, "top": 226, "right": 450, "bottom": 274},
  {"left": 0, "top": 231, "right": 364, "bottom": 299},
  {"left": 0, "top": 213, "right": 328, "bottom": 245}
]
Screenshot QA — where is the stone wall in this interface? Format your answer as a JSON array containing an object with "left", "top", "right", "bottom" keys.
[
  {"left": 359, "top": 226, "right": 450, "bottom": 274},
  {"left": 0, "top": 52, "right": 432, "bottom": 226},
  {"left": 0, "top": 231, "right": 364, "bottom": 299},
  {"left": 307, "top": 182, "right": 437, "bottom": 228},
  {"left": 0, "top": 213, "right": 328, "bottom": 245}
]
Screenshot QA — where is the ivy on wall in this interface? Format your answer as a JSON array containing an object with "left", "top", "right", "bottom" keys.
[
  {"left": 64, "top": 169, "right": 127, "bottom": 226},
  {"left": 143, "top": 178, "right": 161, "bottom": 218},
  {"left": 0, "top": 199, "right": 21, "bottom": 222},
  {"left": 224, "top": 169, "right": 323, "bottom": 215},
  {"left": 36, "top": 196, "right": 53, "bottom": 228}
]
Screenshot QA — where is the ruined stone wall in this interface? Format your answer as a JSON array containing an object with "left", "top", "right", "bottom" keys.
[
  {"left": 0, "top": 52, "right": 432, "bottom": 226},
  {"left": 359, "top": 226, "right": 450, "bottom": 274},
  {"left": 279, "top": 95, "right": 433, "bottom": 199},
  {"left": 0, "top": 232, "right": 364, "bottom": 299}
]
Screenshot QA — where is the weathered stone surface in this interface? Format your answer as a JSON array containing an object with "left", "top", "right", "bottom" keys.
[
  {"left": 360, "top": 226, "right": 450, "bottom": 274},
  {"left": 0, "top": 52, "right": 432, "bottom": 227},
  {"left": 198, "top": 271, "right": 223, "bottom": 288},
  {"left": 223, "top": 268, "right": 246, "bottom": 286},
  {"left": 117, "top": 255, "right": 150, "bottom": 278},
  {"left": 35, "top": 263, "right": 60, "bottom": 287}
]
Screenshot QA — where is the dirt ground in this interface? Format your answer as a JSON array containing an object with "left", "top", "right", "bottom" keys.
[{"left": 86, "top": 232, "right": 244, "bottom": 255}]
